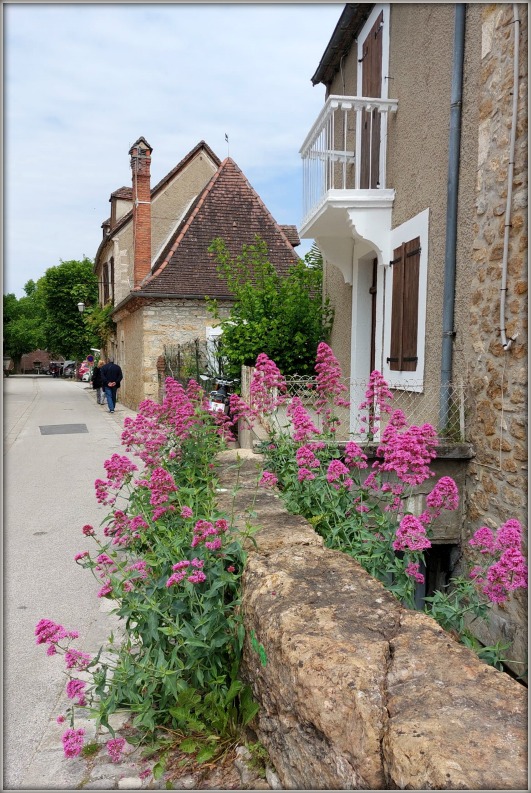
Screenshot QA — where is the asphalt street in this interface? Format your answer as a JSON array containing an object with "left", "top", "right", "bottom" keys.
[{"left": 3, "top": 375, "right": 137, "bottom": 789}]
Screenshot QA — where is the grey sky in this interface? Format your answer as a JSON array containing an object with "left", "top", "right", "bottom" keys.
[{"left": 4, "top": 2, "right": 343, "bottom": 297}]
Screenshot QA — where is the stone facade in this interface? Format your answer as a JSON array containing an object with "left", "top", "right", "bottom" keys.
[
  {"left": 113, "top": 298, "right": 232, "bottom": 410},
  {"left": 464, "top": 3, "right": 528, "bottom": 671}
]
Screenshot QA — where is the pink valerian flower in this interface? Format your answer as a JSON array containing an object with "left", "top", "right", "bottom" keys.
[
  {"left": 166, "top": 558, "right": 205, "bottom": 587},
  {"left": 121, "top": 412, "right": 168, "bottom": 468},
  {"left": 227, "top": 565, "right": 236, "bottom": 573},
  {"left": 405, "top": 561, "right": 425, "bottom": 584},
  {"left": 95, "top": 553, "right": 117, "bottom": 578},
  {"left": 35, "top": 619, "right": 79, "bottom": 647},
  {"left": 298, "top": 467, "right": 316, "bottom": 482},
  {"left": 495, "top": 519, "right": 523, "bottom": 550},
  {"left": 152, "top": 505, "right": 176, "bottom": 521},
  {"left": 375, "top": 421, "right": 437, "bottom": 486},
  {"left": 358, "top": 370, "right": 394, "bottom": 437},
  {"left": 287, "top": 397, "right": 321, "bottom": 442},
  {"left": 326, "top": 459, "right": 353, "bottom": 490},
  {"left": 56, "top": 715, "right": 66, "bottom": 724},
  {"left": 469, "top": 519, "right": 528, "bottom": 604},
  {"left": 74, "top": 551, "right": 90, "bottom": 562},
  {"left": 314, "top": 343, "right": 350, "bottom": 417},
  {"left": 250, "top": 354, "right": 288, "bottom": 416},
  {"left": 62, "top": 728, "right": 85, "bottom": 758},
  {"left": 139, "top": 769, "right": 152, "bottom": 781},
  {"left": 64, "top": 649, "right": 92, "bottom": 670},
  {"left": 343, "top": 441, "right": 368, "bottom": 469},
  {"left": 469, "top": 526, "right": 497, "bottom": 555},
  {"left": 180, "top": 506, "right": 193, "bottom": 519},
  {"left": 107, "top": 736, "right": 126, "bottom": 763},
  {"left": 229, "top": 393, "right": 257, "bottom": 429},
  {"left": 104, "top": 453, "right": 138, "bottom": 487},
  {"left": 259, "top": 471, "right": 278, "bottom": 489},
  {"left": 66, "top": 679, "right": 87, "bottom": 706},
  {"left": 146, "top": 467, "right": 178, "bottom": 507},
  {"left": 393, "top": 515, "right": 431, "bottom": 552},
  {"left": 97, "top": 581, "right": 113, "bottom": 598},
  {"left": 426, "top": 476, "right": 459, "bottom": 512},
  {"left": 191, "top": 519, "right": 225, "bottom": 549},
  {"left": 82, "top": 524, "right": 95, "bottom": 536},
  {"left": 296, "top": 445, "right": 321, "bottom": 470}
]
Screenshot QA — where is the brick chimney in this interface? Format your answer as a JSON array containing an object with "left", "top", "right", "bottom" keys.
[{"left": 129, "top": 137, "right": 153, "bottom": 287}]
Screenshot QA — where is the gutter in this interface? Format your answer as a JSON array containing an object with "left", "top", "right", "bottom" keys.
[{"left": 439, "top": 3, "right": 466, "bottom": 432}]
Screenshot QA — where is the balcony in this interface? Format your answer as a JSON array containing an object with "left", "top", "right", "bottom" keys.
[{"left": 299, "top": 95, "right": 398, "bottom": 274}]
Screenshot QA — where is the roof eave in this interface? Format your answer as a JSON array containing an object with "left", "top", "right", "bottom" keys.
[{"left": 311, "top": 3, "right": 374, "bottom": 87}]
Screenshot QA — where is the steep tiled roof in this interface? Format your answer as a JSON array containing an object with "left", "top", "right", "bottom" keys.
[
  {"left": 279, "top": 225, "right": 301, "bottom": 247},
  {"left": 140, "top": 158, "right": 300, "bottom": 297},
  {"left": 110, "top": 186, "right": 133, "bottom": 199}
]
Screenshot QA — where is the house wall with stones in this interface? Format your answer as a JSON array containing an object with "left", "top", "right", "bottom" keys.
[
  {"left": 323, "top": 259, "right": 352, "bottom": 381},
  {"left": 463, "top": 3, "right": 528, "bottom": 670},
  {"left": 114, "top": 298, "right": 233, "bottom": 410}
]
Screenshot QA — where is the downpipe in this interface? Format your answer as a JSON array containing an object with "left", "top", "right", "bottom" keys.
[{"left": 439, "top": 3, "right": 466, "bottom": 433}]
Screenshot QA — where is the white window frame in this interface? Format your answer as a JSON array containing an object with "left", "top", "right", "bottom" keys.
[{"left": 382, "top": 208, "right": 429, "bottom": 391}]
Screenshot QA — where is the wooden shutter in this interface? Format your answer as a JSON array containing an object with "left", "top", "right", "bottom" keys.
[
  {"left": 110, "top": 256, "right": 115, "bottom": 304},
  {"left": 360, "top": 11, "right": 383, "bottom": 189},
  {"left": 388, "top": 237, "right": 420, "bottom": 372}
]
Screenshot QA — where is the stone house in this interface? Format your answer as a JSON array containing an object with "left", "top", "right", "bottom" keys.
[
  {"left": 300, "top": 4, "right": 527, "bottom": 671},
  {"left": 94, "top": 138, "right": 300, "bottom": 409}
]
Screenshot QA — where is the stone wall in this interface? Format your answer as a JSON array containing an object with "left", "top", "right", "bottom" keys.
[
  {"left": 216, "top": 450, "right": 527, "bottom": 790},
  {"left": 465, "top": 4, "right": 528, "bottom": 668}
]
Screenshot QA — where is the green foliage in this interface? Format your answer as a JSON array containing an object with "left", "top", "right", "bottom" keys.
[
  {"left": 3, "top": 282, "right": 47, "bottom": 368},
  {"left": 40, "top": 257, "right": 99, "bottom": 359},
  {"left": 207, "top": 236, "right": 333, "bottom": 379},
  {"left": 82, "top": 302, "right": 116, "bottom": 348}
]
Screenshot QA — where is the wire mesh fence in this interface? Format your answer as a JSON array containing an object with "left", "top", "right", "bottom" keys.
[{"left": 242, "top": 368, "right": 470, "bottom": 443}]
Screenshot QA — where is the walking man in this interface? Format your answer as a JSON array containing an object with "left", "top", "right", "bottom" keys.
[{"left": 101, "top": 359, "right": 123, "bottom": 413}]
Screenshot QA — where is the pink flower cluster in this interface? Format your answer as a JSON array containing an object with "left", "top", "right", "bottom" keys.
[
  {"left": 405, "top": 561, "right": 425, "bottom": 584},
  {"left": 469, "top": 519, "right": 528, "bottom": 603},
  {"left": 121, "top": 411, "right": 168, "bottom": 467},
  {"left": 64, "top": 648, "right": 91, "bottom": 671},
  {"left": 66, "top": 678, "right": 87, "bottom": 706},
  {"left": 376, "top": 419, "right": 437, "bottom": 486},
  {"left": 180, "top": 506, "right": 193, "bottom": 519},
  {"left": 250, "top": 353, "right": 288, "bottom": 415},
  {"left": 191, "top": 518, "right": 228, "bottom": 551},
  {"left": 35, "top": 619, "right": 79, "bottom": 648},
  {"left": 62, "top": 728, "right": 85, "bottom": 758},
  {"left": 259, "top": 471, "right": 279, "bottom": 488},
  {"left": 166, "top": 558, "right": 206, "bottom": 587},
  {"left": 419, "top": 476, "right": 459, "bottom": 524},
  {"left": 393, "top": 515, "right": 432, "bottom": 552},
  {"left": 296, "top": 445, "right": 321, "bottom": 470},
  {"left": 326, "top": 459, "right": 353, "bottom": 490},
  {"left": 314, "top": 343, "right": 350, "bottom": 420},
  {"left": 95, "top": 454, "right": 139, "bottom": 506},
  {"left": 287, "top": 397, "right": 320, "bottom": 442},
  {"left": 358, "top": 370, "right": 393, "bottom": 437},
  {"left": 344, "top": 441, "right": 368, "bottom": 469},
  {"left": 103, "top": 510, "right": 148, "bottom": 548},
  {"left": 107, "top": 736, "right": 126, "bottom": 763}
]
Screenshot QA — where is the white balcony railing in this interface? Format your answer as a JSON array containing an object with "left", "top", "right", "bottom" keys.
[{"left": 300, "top": 95, "right": 398, "bottom": 224}]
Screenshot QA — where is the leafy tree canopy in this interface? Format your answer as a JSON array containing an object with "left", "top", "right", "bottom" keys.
[
  {"left": 207, "top": 236, "right": 333, "bottom": 379},
  {"left": 40, "top": 257, "right": 99, "bottom": 359}
]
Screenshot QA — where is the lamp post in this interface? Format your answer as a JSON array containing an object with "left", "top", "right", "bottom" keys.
[{"left": 77, "top": 302, "right": 85, "bottom": 313}]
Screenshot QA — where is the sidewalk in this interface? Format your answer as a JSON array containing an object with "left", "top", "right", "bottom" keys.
[{"left": 16, "top": 384, "right": 271, "bottom": 791}]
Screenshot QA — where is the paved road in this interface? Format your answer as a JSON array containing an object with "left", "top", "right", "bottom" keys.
[{"left": 3, "top": 376, "right": 137, "bottom": 789}]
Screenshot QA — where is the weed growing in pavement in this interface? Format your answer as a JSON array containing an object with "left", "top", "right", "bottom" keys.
[
  {"left": 235, "top": 344, "right": 528, "bottom": 673},
  {"left": 37, "top": 377, "right": 259, "bottom": 769}
]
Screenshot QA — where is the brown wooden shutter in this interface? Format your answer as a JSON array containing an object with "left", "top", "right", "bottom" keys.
[
  {"left": 388, "top": 237, "right": 420, "bottom": 372},
  {"left": 110, "top": 256, "right": 115, "bottom": 304},
  {"left": 360, "top": 11, "right": 383, "bottom": 189}
]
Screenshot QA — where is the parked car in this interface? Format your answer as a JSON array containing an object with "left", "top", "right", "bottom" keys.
[
  {"left": 81, "top": 369, "right": 92, "bottom": 382},
  {"left": 62, "top": 361, "right": 76, "bottom": 378}
]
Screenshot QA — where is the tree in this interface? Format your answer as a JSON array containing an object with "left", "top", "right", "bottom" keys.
[
  {"left": 207, "top": 236, "right": 333, "bottom": 379},
  {"left": 3, "top": 282, "right": 47, "bottom": 371},
  {"left": 40, "top": 257, "right": 99, "bottom": 360}
]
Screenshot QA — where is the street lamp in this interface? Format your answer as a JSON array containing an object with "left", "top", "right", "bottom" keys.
[{"left": 77, "top": 302, "right": 85, "bottom": 313}]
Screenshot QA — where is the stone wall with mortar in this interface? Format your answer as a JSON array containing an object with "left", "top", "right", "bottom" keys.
[
  {"left": 115, "top": 299, "right": 233, "bottom": 410},
  {"left": 216, "top": 450, "right": 527, "bottom": 791},
  {"left": 464, "top": 3, "right": 528, "bottom": 670}
]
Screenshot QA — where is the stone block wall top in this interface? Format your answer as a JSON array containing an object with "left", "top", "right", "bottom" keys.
[{"left": 217, "top": 450, "right": 528, "bottom": 791}]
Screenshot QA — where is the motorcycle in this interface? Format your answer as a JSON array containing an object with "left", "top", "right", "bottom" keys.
[{"left": 206, "top": 378, "right": 239, "bottom": 416}]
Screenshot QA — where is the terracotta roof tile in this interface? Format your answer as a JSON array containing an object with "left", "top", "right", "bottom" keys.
[
  {"left": 141, "top": 158, "right": 300, "bottom": 297},
  {"left": 110, "top": 186, "right": 133, "bottom": 199},
  {"left": 279, "top": 225, "right": 301, "bottom": 247}
]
